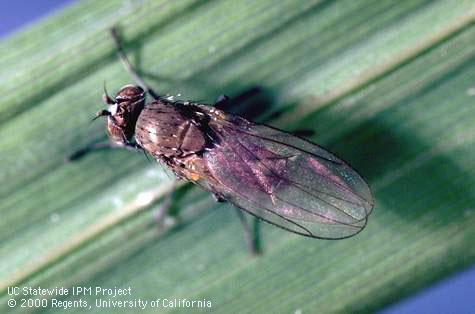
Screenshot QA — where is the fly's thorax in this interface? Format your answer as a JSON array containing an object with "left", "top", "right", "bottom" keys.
[
  {"left": 135, "top": 100, "right": 208, "bottom": 160},
  {"left": 98, "top": 85, "right": 146, "bottom": 145}
]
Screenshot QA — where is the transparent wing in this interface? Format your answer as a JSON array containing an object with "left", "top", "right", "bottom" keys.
[{"left": 203, "top": 117, "right": 374, "bottom": 239}]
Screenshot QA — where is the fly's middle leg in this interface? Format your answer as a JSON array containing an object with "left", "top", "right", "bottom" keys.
[
  {"left": 153, "top": 181, "right": 178, "bottom": 230},
  {"left": 214, "top": 95, "right": 230, "bottom": 110}
]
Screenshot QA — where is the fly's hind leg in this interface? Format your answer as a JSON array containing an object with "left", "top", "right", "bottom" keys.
[
  {"left": 234, "top": 208, "right": 262, "bottom": 256},
  {"left": 212, "top": 193, "right": 262, "bottom": 255}
]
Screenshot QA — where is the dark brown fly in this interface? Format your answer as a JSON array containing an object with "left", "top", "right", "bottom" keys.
[{"left": 82, "top": 29, "right": 374, "bottom": 251}]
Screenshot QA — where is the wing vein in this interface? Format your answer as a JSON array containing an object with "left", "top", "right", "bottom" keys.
[{"left": 230, "top": 129, "right": 368, "bottom": 222}]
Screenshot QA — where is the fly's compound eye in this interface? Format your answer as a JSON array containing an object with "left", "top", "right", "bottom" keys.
[{"left": 115, "top": 85, "right": 145, "bottom": 103}]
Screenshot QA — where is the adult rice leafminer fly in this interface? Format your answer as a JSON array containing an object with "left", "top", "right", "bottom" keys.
[{"left": 71, "top": 28, "right": 374, "bottom": 254}]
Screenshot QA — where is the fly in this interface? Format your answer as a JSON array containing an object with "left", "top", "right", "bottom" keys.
[{"left": 72, "top": 28, "right": 374, "bottom": 254}]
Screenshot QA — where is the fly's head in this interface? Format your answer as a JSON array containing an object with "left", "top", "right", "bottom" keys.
[{"left": 95, "top": 85, "right": 145, "bottom": 145}]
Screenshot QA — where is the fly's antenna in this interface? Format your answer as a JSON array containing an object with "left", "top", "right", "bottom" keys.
[
  {"left": 110, "top": 27, "right": 160, "bottom": 100},
  {"left": 103, "top": 81, "right": 115, "bottom": 104}
]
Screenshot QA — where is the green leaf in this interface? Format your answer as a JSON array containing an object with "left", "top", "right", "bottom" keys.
[{"left": 1, "top": 0, "right": 475, "bottom": 313}]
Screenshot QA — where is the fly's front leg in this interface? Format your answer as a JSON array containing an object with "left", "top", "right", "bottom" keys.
[
  {"left": 67, "top": 140, "right": 143, "bottom": 161},
  {"left": 110, "top": 27, "right": 160, "bottom": 100},
  {"left": 67, "top": 141, "right": 111, "bottom": 161},
  {"left": 68, "top": 141, "right": 127, "bottom": 161}
]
